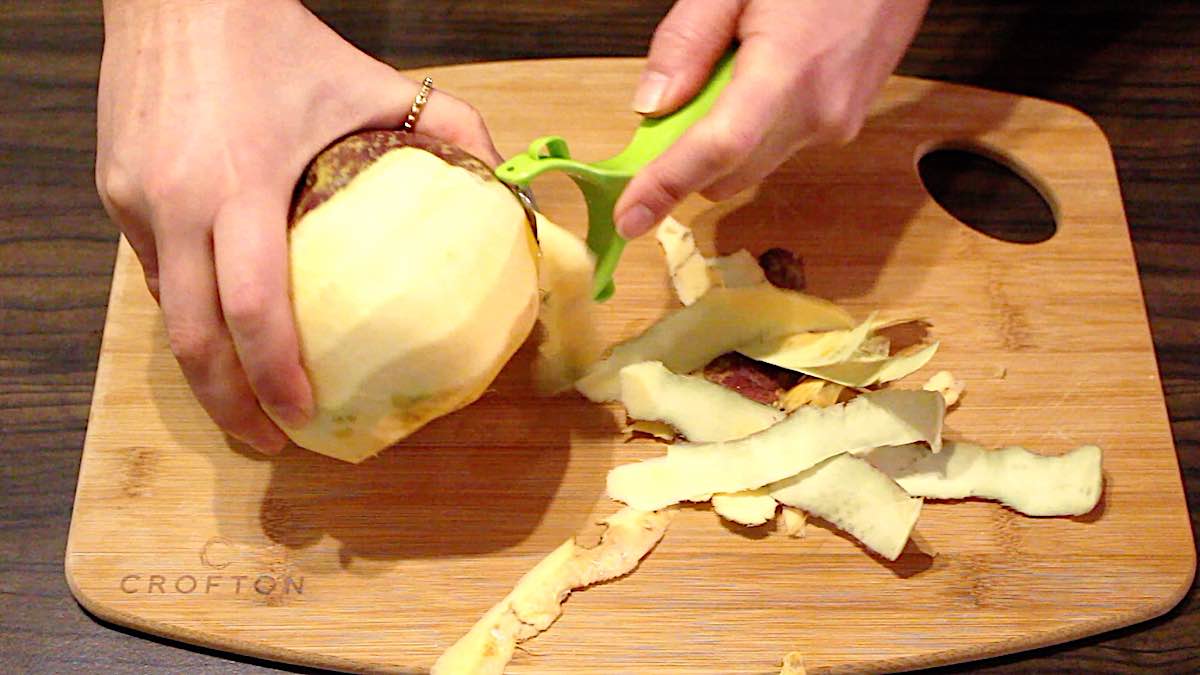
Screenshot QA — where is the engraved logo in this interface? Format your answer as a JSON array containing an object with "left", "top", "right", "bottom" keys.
[{"left": 117, "top": 537, "right": 304, "bottom": 597}]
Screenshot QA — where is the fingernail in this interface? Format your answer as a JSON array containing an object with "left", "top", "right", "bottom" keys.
[
  {"left": 632, "top": 71, "right": 670, "bottom": 114},
  {"left": 617, "top": 204, "right": 656, "bottom": 239},
  {"left": 273, "top": 404, "right": 311, "bottom": 428}
]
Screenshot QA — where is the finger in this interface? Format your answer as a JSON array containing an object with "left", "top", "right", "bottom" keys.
[
  {"left": 615, "top": 40, "right": 791, "bottom": 238},
  {"left": 356, "top": 66, "right": 502, "bottom": 166},
  {"left": 125, "top": 226, "right": 162, "bottom": 302},
  {"left": 156, "top": 225, "right": 289, "bottom": 454},
  {"left": 213, "top": 187, "right": 314, "bottom": 430},
  {"left": 700, "top": 124, "right": 800, "bottom": 201},
  {"left": 97, "top": 165, "right": 161, "bottom": 300},
  {"left": 634, "top": 0, "right": 743, "bottom": 115}
]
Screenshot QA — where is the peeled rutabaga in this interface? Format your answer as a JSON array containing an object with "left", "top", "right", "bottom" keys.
[
  {"left": 607, "top": 389, "right": 945, "bottom": 511},
  {"left": 282, "top": 131, "right": 539, "bottom": 462}
]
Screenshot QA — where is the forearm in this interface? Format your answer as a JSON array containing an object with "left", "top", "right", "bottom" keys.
[{"left": 100, "top": 0, "right": 301, "bottom": 34}]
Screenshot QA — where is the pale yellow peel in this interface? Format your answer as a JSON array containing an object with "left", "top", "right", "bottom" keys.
[
  {"left": 655, "top": 216, "right": 713, "bottom": 305},
  {"left": 608, "top": 389, "right": 945, "bottom": 511},
  {"left": 780, "top": 380, "right": 846, "bottom": 412},
  {"left": 779, "top": 379, "right": 825, "bottom": 412},
  {"left": 577, "top": 285, "right": 855, "bottom": 402},
  {"left": 432, "top": 508, "right": 673, "bottom": 675},
  {"left": 534, "top": 214, "right": 603, "bottom": 394},
  {"left": 923, "top": 370, "right": 965, "bottom": 407},
  {"left": 855, "top": 334, "right": 892, "bottom": 360},
  {"left": 813, "top": 381, "right": 846, "bottom": 407},
  {"left": 619, "top": 361, "right": 784, "bottom": 443},
  {"left": 709, "top": 249, "right": 767, "bottom": 288},
  {"left": 869, "top": 441, "right": 1104, "bottom": 516},
  {"left": 623, "top": 419, "right": 678, "bottom": 442},
  {"left": 780, "top": 651, "right": 808, "bottom": 675},
  {"left": 799, "top": 341, "right": 940, "bottom": 388},
  {"left": 711, "top": 489, "right": 778, "bottom": 526},
  {"left": 769, "top": 453, "right": 923, "bottom": 561},
  {"left": 777, "top": 507, "right": 808, "bottom": 538},
  {"left": 738, "top": 313, "right": 877, "bottom": 371}
]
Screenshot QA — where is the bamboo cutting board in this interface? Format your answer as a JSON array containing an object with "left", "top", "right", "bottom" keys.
[{"left": 66, "top": 59, "right": 1194, "bottom": 674}]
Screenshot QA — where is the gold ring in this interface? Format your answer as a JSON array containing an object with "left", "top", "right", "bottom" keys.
[{"left": 402, "top": 76, "right": 434, "bottom": 134}]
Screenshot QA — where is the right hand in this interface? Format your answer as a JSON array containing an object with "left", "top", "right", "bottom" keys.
[{"left": 96, "top": 0, "right": 500, "bottom": 453}]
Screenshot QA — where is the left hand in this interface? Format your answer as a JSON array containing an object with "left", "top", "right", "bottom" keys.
[{"left": 615, "top": 0, "right": 930, "bottom": 238}]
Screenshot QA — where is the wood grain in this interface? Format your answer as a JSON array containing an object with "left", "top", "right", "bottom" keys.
[
  {"left": 2, "top": 1, "right": 1198, "bottom": 673},
  {"left": 62, "top": 60, "right": 1193, "bottom": 674}
]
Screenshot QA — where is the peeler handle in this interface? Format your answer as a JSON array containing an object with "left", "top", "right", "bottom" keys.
[
  {"left": 600, "top": 50, "right": 736, "bottom": 174},
  {"left": 496, "top": 50, "right": 736, "bottom": 301}
]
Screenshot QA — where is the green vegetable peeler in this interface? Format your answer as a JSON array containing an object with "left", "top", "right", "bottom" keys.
[{"left": 497, "top": 52, "right": 735, "bottom": 302}]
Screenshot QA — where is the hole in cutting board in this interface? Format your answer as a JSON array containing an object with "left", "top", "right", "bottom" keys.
[{"left": 918, "top": 147, "right": 1057, "bottom": 244}]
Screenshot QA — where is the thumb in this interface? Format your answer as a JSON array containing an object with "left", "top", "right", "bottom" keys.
[{"left": 633, "top": 0, "right": 743, "bottom": 116}]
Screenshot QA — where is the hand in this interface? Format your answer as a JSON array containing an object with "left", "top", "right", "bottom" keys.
[
  {"left": 96, "top": 0, "right": 499, "bottom": 452},
  {"left": 615, "top": 0, "right": 929, "bottom": 238}
]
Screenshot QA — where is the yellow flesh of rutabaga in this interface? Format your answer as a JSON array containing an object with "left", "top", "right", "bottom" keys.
[{"left": 285, "top": 148, "right": 538, "bottom": 462}]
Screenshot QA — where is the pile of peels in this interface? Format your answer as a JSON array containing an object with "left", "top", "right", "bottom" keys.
[{"left": 433, "top": 217, "right": 1103, "bottom": 675}]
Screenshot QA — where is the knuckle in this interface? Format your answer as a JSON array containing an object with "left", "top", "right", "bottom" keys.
[
  {"left": 652, "top": 19, "right": 710, "bottom": 56},
  {"left": 96, "top": 163, "right": 140, "bottom": 211},
  {"left": 704, "top": 115, "right": 764, "bottom": 161},
  {"left": 220, "top": 283, "right": 270, "bottom": 331},
  {"left": 644, "top": 170, "right": 689, "bottom": 207},
  {"left": 141, "top": 156, "right": 209, "bottom": 208},
  {"left": 701, "top": 180, "right": 741, "bottom": 202},
  {"left": 458, "top": 101, "right": 486, "bottom": 127},
  {"left": 814, "top": 96, "right": 863, "bottom": 146},
  {"left": 167, "top": 322, "right": 221, "bottom": 371},
  {"left": 208, "top": 397, "right": 265, "bottom": 443}
]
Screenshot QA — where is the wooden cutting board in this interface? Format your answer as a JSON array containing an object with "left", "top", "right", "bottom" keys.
[{"left": 66, "top": 59, "right": 1194, "bottom": 674}]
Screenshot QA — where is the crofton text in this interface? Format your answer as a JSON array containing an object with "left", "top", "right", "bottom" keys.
[{"left": 119, "top": 574, "right": 304, "bottom": 595}]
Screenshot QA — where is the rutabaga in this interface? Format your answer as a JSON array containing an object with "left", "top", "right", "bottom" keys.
[{"left": 285, "top": 138, "right": 539, "bottom": 462}]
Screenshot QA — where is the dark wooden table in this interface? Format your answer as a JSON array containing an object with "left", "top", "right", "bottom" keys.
[{"left": 2, "top": 1, "right": 1196, "bottom": 672}]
